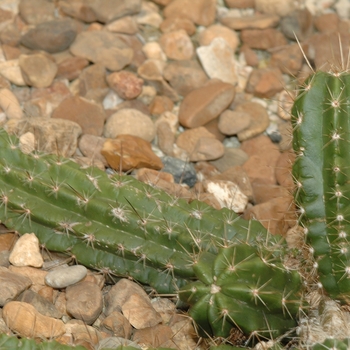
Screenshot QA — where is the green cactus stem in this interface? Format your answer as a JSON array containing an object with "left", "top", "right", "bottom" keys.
[
  {"left": 291, "top": 70, "right": 350, "bottom": 301},
  {"left": 178, "top": 242, "right": 302, "bottom": 339},
  {"left": 0, "top": 129, "right": 269, "bottom": 295}
]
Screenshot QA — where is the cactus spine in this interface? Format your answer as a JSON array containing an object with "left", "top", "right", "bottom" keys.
[{"left": 291, "top": 69, "right": 350, "bottom": 301}]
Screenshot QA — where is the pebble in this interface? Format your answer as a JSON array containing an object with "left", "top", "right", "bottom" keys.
[
  {"left": 162, "top": 59, "right": 208, "bottom": 96},
  {"left": 70, "top": 31, "right": 133, "bottom": 71},
  {"left": 220, "top": 13, "right": 280, "bottom": 30},
  {"left": 3, "top": 301, "right": 65, "bottom": 338},
  {"left": 137, "top": 59, "right": 179, "bottom": 101},
  {"left": 51, "top": 95, "right": 106, "bottom": 136},
  {"left": 161, "top": 156, "right": 197, "bottom": 187},
  {"left": 241, "top": 28, "right": 287, "bottom": 50},
  {"left": 202, "top": 179, "right": 248, "bottom": 212},
  {"left": 235, "top": 101, "right": 270, "bottom": 141},
  {"left": 210, "top": 147, "right": 249, "bottom": 172},
  {"left": 142, "top": 42, "right": 167, "bottom": 61},
  {"left": 0, "top": 88, "right": 23, "bottom": 119},
  {"left": 60, "top": 0, "right": 142, "bottom": 23},
  {"left": 178, "top": 80, "right": 236, "bottom": 128},
  {"left": 0, "top": 267, "right": 32, "bottom": 306},
  {"left": 56, "top": 56, "right": 90, "bottom": 81},
  {"left": 160, "top": 16, "right": 196, "bottom": 36},
  {"left": 163, "top": 0, "right": 216, "bottom": 26},
  {"left": 0, "top": 59, "right": 26, "bottom": 86},
  {"left": 176, "top": 127, "right": 225, "bottom": 161},
  {"left": 159, "top": 30, "right": 194, "bottom": 61},
  {"left": 254, "top": 0, "right": 296, "bottom": 16},
  {"left": 280, "top": 8, "right": 313, "bottom": 41},
  {"left": 19, "top": 52, "right": 58, "bottom": 88},
  {"left": 101, "top": 135, "right": 163, "bottom": 171},
  {"left": 133, "top": 324, "right": 173, "bottom": 348},
  {"left": 66, "top": 281, "right": 103, "bottom": 325},
  {"left": 104, "top": 108, "right": 155, "bottom": 142},
  {"left": 218, "top": 109, "right": 251, "bottom": 135},
  {"left": 197, "top": 37, "right": 238, "bottom": 85},
  {"left": 20, "top": 18, "right": 77, "bottom": 53},
  {"left": 18, "top": 0, "right": 55, "bottom": 24},
  {"left": 122, "top": 293, "right": 162, "bottom": 329},
  {"left": 9, "top": 233, "right": 43, "bottom": 268},
  {"left": 198, "top": 24, "right": 239, "bottom": 50},
  {"left": 78, "top": 134, "right": 108, "bottom": 167},
  {"left": 45, "top": 265, "right": 87, "bottom": 289},
  {"left": 107, "top": 71, "right": 144, "bottom": 100},
  {"left": 5, "top": 117, "right": 82, "bottom": 157},
  {"left": 16, "top": 289, "right": 62, "bottom": 319},
  {"left": 102, "top": 311, "right": 132, "bottom": 338},
  {"left": 107, "top": 16, "right": 139, "bottom": 35}
]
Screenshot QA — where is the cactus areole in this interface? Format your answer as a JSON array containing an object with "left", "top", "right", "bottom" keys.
[{"left": 291, "top": 70, "right": 350, "bottom": 301}]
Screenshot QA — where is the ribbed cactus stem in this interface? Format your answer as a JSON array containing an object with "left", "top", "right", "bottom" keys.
[
  {"left": 291, "top": 70, "right": 350, "bottom": 300},
  {"left": 0, "top": 129, "right": 269, "bottom": 295}
]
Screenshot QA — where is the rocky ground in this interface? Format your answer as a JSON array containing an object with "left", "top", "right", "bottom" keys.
[{"left": 0, "top": 0, "right": 350, "bottom": 349}]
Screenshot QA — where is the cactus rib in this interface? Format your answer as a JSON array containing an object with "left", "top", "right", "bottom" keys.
[{"left": 291, "top": 70, "right": 350, "bottom": 301}]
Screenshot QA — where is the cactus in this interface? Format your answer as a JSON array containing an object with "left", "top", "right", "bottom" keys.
[
  {"left": 291, "top": 69, "right": 350, "bottom": 301},
  {"left": 178, "top": 241, "right": 302, "bottom": 339},
  {"left": 0, "top": 128, "right": 303, "bottom": 340},
  {"left": 311, "top": 338, "right": 350, "bottom": 350}
]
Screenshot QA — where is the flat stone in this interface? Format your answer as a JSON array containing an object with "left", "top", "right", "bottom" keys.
[
  {"left": 19, "top": 0, "right": 55, "bottom": 24},
  {"left": 56, "top": 56, "right": 89, "bottom": 81},
  {"left": 275, "top": 150, "right": 295, "bottom": 189},
  {"left": 156, "top": 121, "right": 175, "bottom": 156},
  {"left": 197, "top": 37, "right": 238, "bottom": 85},
  {"left": 224, "top": 0, "right": 255, "bottom": 7},
  {"left": 218, "top": 110, "right": 251, "bottom": 135},
  {"left": 102, "top": 311, "right": 132, "bottom": 338},
  {"left": 133, "top": 324, "right": 173, "bottom": 348},
  {"left": 159, "top": 30, "right": 194, "bottom": 60},
  {"left": 178, "top": 80, "right": 236, "bottom": 128},
  {"left": 163, "top": 59, "right": 208, "bottom": 97},
  {"left": 198, "top": 24, "right": 239, "bottom": 51},
  {"left": 104, "top": 108, "right": 155, "bottom": 142},
  {"left": 78, "top": 134, "right": 108, "bottom": 167},
  {"left": 59, "top": 0, "right": 141, "bottom": 23},
  {"left": 122, "top": 293, "right": 162, "bottom": 329},
  {"left": 16, "top": 289, "right": 62, "bottom": 319},
  {"left": 4, "top": 117, "right": 82, "bottom": 157},
  {"left": 0, "top": 59, "right": 25, "bottom": 86},
  {"left": 163, "top": 0, "right": 216, "bottom": 26},
  {"left": 20, "top": 19, "right": 77, "bottom": 53},
  {"left": 0, "top": 267, "right": 32, "bottom": 306},
  {"left": 19, "top": 53, "right": 58, "bottom": 88},
  {"left": 66, "top": 281, "right": 103, "bottom": 325},
  {"left": 252, "top": 182, "right": 290, "bottom": 204},
  {"left": 137, "top": 59, "right": 179, "bottom": 101},
  {"left": 209, "top": 147, "right": 249, "bottom": 172},
  {"left": 241, "top": 28, "right": 287, "bottom": 50},
  {"left": 9, "top": 233, "right": 43, "bottom": 268},
  {"left": 77, "top": 63, "right": 109, "bottom": 103},
  {"left": 51, "top": 95, "right": 106, "bottom": 136},
  {"left": 280, "top": 8, "right": 313, "bottom": 41},
  {"left": 149, "top": 95, "right": 174, "bottom": 116},
  {"left": 102, "top": 135, "right": 163, "bottom": 171},
  {"left": 45, "top": 265, "right": 87, "bottom": 289},
  {"left": 270, "top": 43, "right": 304, "bottom": 75},
  {"left": 160, "top": 16, "right": 196, "bottom": 36},
  {"left": 161, "top": 155, "right": 197, "bottom": 187},
  {"left": 220, "top": 13, "right": 280, "bottom": 30},
  {"left": 9, "top": 266, "right": 47, "bottom": 289},
  {"left": 104, "top": 279, "right": 153, "bottom": 316},
  {"left": 70, "top": 31, "right": 133, "bottom": 71},
  {"left": 202, "top": 179, "right": 248, "bottom": 212},
  {"left": 235, "top": 102, "right": 270, "bottom": 141},
  {"left": 107, "top": 16, "right": 139, "bottom": 34},
  {"left": 244, "top": 196, "right": 295, "bottom": 235},
  {"left": 255, "top": 0, "right": 296, "bottom": 16},
  {"left": 0, "top": 88, "right": 23, "bottom": 119},
  {"left": 107, "top": 71, "right": 144, "bottom": 100},
  {"left": 245, "top": 67, "right": 284, "bottom": 98},
  {"left": 3, "top": 301, "right": 65, "bottom": 338}
]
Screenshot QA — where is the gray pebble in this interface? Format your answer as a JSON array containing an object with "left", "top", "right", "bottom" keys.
[
  {"left": 45, "top": 265, "right": 87, "bottom": 289},
  {"left": 161, "top": 156, "right": 197, "bottom": 187}
]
